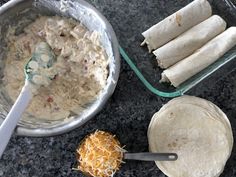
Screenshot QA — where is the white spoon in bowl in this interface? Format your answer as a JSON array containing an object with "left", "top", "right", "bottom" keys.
[{"left": 0, "top": 42, "right": 57, "bottom": 158}]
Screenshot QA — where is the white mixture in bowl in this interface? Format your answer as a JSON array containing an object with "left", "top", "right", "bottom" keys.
[{"left": 3, "top": 16, "right": 109, "bottom": 120}]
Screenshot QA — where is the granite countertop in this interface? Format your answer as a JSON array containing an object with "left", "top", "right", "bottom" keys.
[{"left": 0, "top": 0, "right": 236, "bottom": 177}]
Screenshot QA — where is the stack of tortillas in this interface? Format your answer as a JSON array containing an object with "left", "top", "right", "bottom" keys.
[{"left": 148, "top": 96, "right": 233, "bottom": 177}]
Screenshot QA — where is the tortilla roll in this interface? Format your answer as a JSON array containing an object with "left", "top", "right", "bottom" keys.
[
  {"left": 160, "top": 27, "right": 236, "bottom": 87},
  {"left": 141, "top": 0, "right": 212, "bottom": 52},
  {"left": 153, "top": 15, "right": 226, "bottom": 69}
]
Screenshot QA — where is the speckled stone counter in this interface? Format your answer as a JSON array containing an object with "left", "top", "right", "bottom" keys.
[{"left": 0, "top": 0, "right": 235, "bottom": 177}]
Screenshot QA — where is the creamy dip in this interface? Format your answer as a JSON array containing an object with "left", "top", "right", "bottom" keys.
[{"left": 3, "top": 16, "right": 108, "bottom": 120}]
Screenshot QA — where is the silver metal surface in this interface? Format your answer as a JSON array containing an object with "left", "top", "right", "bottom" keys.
[
  {"left": 0, "top": 0, "right": 120, "bottom": 137},
  {"left": 124, "top": 152, "right": 178, "bottom": 161}
]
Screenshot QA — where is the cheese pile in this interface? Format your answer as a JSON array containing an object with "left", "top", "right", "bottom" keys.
[{"left": 76, "top": 130, "right": 124, "bottom": 177}]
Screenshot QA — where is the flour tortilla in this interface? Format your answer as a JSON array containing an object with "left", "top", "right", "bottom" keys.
[
  {"left": 141, "top": 0, "right": 212, "bottom": 52},
  {"left": 153, "top": 15, "right": 226, "bottom": 69},
  {"left": 148, "top": 96, "right": 233, "bottom": 177},
  {"left": 161, "top": 27, "right": 236, "bottom": 87}
]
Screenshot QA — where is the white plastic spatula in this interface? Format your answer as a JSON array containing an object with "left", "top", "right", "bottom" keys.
[{"left": 0, "top": 42, "right": 56, "bottom": 158}]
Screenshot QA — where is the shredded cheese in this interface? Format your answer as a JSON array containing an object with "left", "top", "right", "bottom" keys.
[{"left": 76, "top": 130, "right": 125, "bottom": 177}]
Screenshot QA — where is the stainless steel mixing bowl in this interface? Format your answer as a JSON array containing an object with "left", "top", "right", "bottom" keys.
[{"left": 0, "top": 0, "right": 120, "bottom": 136}]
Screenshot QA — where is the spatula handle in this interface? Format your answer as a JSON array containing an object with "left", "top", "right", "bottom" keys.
[{"left": 0, "top": 81, "right": 32, "bottom": 158}]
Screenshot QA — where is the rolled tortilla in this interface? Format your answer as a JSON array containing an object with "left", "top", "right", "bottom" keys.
[
  {"left": 161, "top": 27, "right": 236, "bottom": 87},
  {"left": 153, "top": 15, "right": 227, "bottom": 69},
  {"left": 141, "top": 0, "right": 212, "bottom": 52}
]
